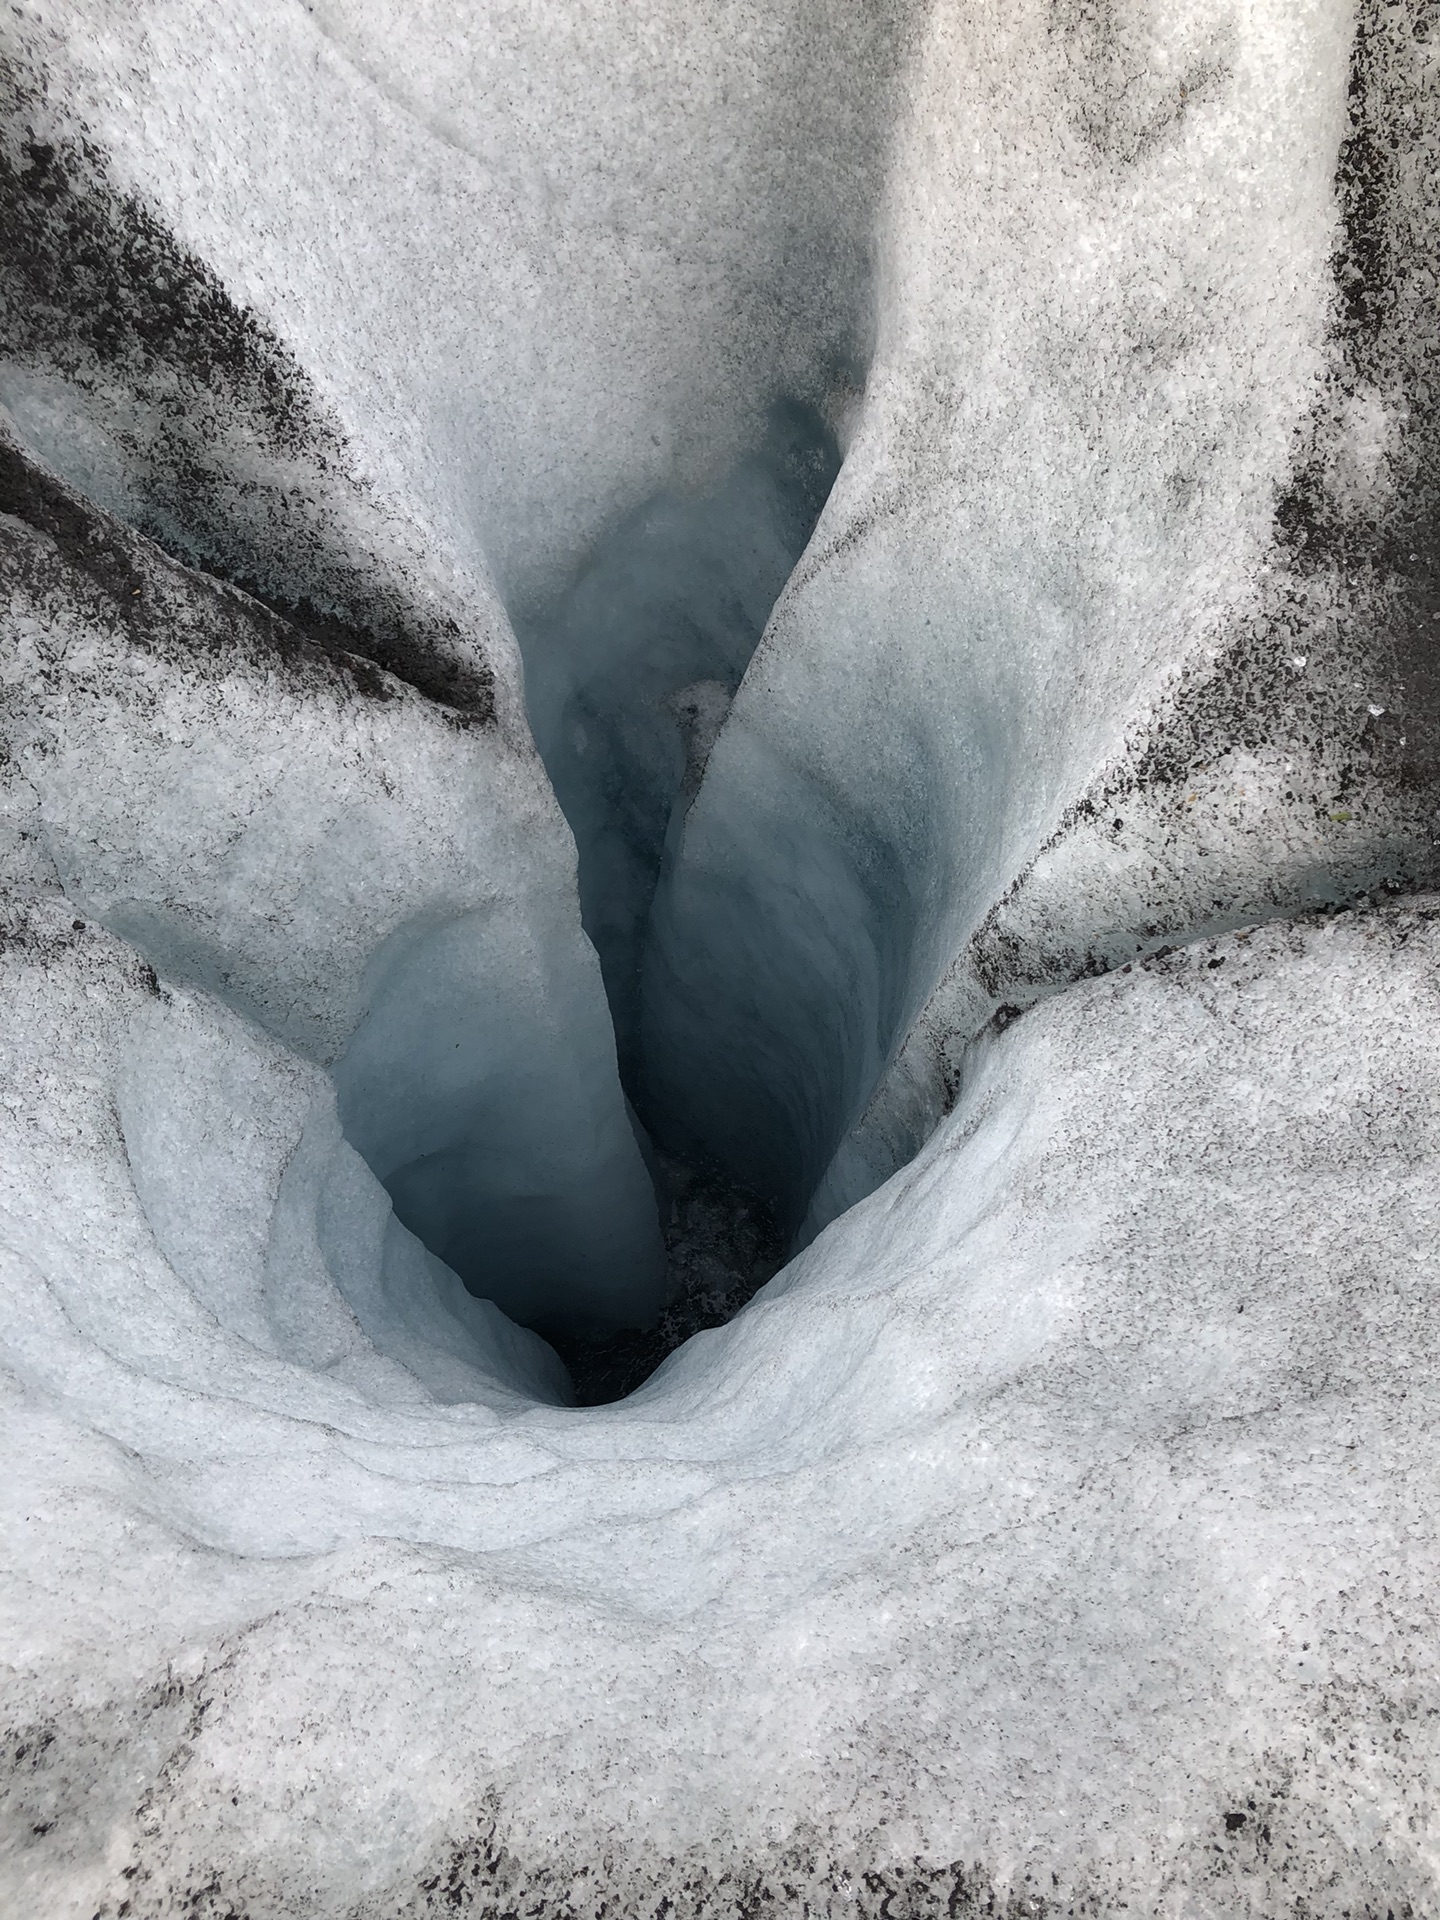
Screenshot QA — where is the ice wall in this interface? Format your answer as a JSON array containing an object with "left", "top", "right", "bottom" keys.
[
  {"left": 644, "top": 0, "right": 1440, "bottom": 1235},
  {"left": 332, "top": 905, "right": 664, "bottom": 1332},
  {"left": 520, "top": 401, "right": 842, "bottom": 1080}
]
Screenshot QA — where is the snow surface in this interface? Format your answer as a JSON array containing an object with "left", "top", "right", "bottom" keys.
[
  {"left": 3, "top": 902, "right": 1439, "bottom": 1913},
  {"left": 2, "top": 0, "right": 1439, "bottom": 1912}
]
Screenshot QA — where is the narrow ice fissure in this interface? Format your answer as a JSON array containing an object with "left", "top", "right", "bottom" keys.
[
  {"left": 515, "top": 399, "right": 841, "bottom": 1089},
  {"left": 313, "top": 379, "right": 911, "bottom": 1406},
  {"left": 0, "top": 363, "right": 866, "bottom": 1410},
  {"left": 484, "top": 397, "right": 846, "bottom": 1400}
]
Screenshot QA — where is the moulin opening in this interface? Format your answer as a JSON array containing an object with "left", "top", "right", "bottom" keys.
[
  {"left": 0, "top": 109, "right": 859, "bottom": 1403},
  {"left": 369, "top": 398, "right": 845, "bottom": 1403},
  {"left": 5, "top": 377, "right": 850, "bottom": 1407},
  {"left": 2, "top": 360, "right": 852, "bottom": 1409},
  {"left": 0, "top": 71, "right": 885, "bottom": 1409}
]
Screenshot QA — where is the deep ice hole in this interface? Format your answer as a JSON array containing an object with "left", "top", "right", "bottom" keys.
[
  {"left": 336, "top": 401, "right": 848, "bottom": 1393},
  {"left": 0, "top": 12, "right": 899, "bottom": 1406},
  {"left": 2, "top": 342, "right": 860, "bottom": 1406}
]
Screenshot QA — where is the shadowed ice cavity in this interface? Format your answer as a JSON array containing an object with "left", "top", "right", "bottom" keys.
[
  {"left": 517, "top": 400, "right": 842, "bottom": 1089},
  {"left": 332, "top": 386, "right": 850, "bottom": 1364},
  {"left": 641, "top": 725, "right": 925, "bottom": 1241},
  {"left": 331, "top": 906, "right": 666, "bottom": 1341},
  {"left": 338, "top": 402, "right": 849, "bottom": 1359}
]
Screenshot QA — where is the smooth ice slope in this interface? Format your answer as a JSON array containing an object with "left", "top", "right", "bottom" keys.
[{"left": 114, "top": 950, "right": 571, "bottom": 1407}]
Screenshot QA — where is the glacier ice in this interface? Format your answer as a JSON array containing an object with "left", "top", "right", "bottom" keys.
[
  {"left": 1, "top": 0, "right": 1439, "bottom": 1914},
  {"left": 6, "top": 895, "right": 1440, "bottom": 1913},
  {"left": 0, "top": 424, "right": 665, "bottom": 1343},
  {"left": 519, "top": 400, "right": 842, "bottom": 1082}
]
